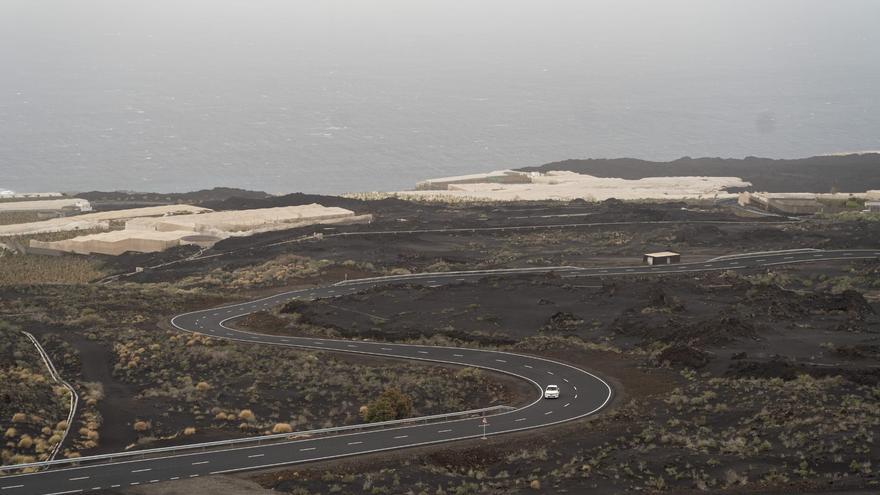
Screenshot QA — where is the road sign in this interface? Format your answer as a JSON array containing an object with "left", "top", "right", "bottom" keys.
[{"left": 481, "top": 416, "right": 489, "bottom": 440}]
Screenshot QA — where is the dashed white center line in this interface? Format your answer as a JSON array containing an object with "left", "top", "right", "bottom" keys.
[
  {"left": 575, "top": 394, "right": 578, "bottom": 399},
  {"left": 523, "top": 364, "right": 533, "bottom": 369},
  {"left": 418, "top": 351, "right": 428, "bottom": 354},
  {"left": 189, "top": 474, "right": 199, "bottom": 478},
  {"left": 347, "top": 344, "right": 357, "bottom": 348},
  {"left": 300, "top": 447, "right": 316, "bottom": 452},
  {"left": 453, "top": 354, "right": 464, "bottom": 357},
  {"left": 438, "top": 429, "right": 453, "bottom": 433},
  {"left": 149, "top": 480, "right": 160, "bottom": 484},
  {"left": 381, "top": 347, "right": 393, "bottom": 351},
  {"left": 191, "top": 461, "right": 210, "bottom": 465},
  {"left": 169, "top": 477, "right": 179, "bottom": 481},
  {"left": 248, "top": 454, "right": 265, "bottom": 458},
  {"left": 1, "top": 485, "right": 24, "bottom": 490},
  {"left": 515, "top": 418, "right": 527, "bottom": 422},
  {"left": 547, "top": 371, "right": 554, "bottom": 375},
  {"left": 544, "top": 411, "right": 553, "bottom": 415},
  {"left": 393, "top": 435, "right": 408, "bottom": 439},
  {"left": 563, "top": 403, "right": 571, "bottom": 408},
  {"left": 562, "top": 378, "right": 569, "bottom": 383},
  {"left": 495, "top": 359, "right": 507, "bottom": 363},
  {"left": 69, "top": 477, "right": 90, "bottom": 481},
  {"left": 131, "top": 468, "right": 152, "bottom": 473},
  {"left": 347, "top": 441, "right": 363, "bottom": 445}
]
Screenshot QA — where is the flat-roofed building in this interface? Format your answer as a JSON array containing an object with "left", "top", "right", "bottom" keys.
[
  {"left": 0, "top": 198, "right": 91, "bottom": 213},
  {"left": 29, "top": 230, "right": 195, "bottom": 256},
  {"left": 125, "top": 204, "right": 365, "bottom": 236},
  {"left": 643, "top": 251, "right": 681, "bottom": 265},
  {"left": 866, "top": 201, "right": 880, "bottom": 213}
]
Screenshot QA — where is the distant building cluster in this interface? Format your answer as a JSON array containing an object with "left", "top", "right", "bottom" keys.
[
  {"left": 0, "top": 191, "right": 64, "bottom": 199},
  {"left": 0, "top": 198, "right": 92, "bottom": 215}
]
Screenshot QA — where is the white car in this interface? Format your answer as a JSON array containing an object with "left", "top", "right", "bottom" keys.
[{"left": 544, "top": 384, "right": 560, "bottom": 399}]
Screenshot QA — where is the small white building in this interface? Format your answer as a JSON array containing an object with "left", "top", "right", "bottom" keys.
[
  {"left": 643, "top": 251, "right": 681, "bottom": 265},
  {"left": 866, "top": 201, "right": 880, "bottom": 213}
]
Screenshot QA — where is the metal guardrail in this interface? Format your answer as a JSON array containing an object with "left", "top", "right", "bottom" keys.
[
  {"left": 334, "top": 266, "right": 578, "bottom": 287},
  {"left": 21, "top": 332, "right": 78, "bottom": 465},
  {"left": 0, "top": 404, "right": 514, "bottom": 474},
  {"left": 706, "top": 248, "right": 822, "bottom": 262}
]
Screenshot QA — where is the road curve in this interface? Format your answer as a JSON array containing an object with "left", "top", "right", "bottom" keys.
[{"left": 2, "top": 249, "right": 877, "bottom": 494}]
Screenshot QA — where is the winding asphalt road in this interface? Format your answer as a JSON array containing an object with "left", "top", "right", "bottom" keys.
[{"left": 2, "top": 249, "right": 878, "bottom": 494}]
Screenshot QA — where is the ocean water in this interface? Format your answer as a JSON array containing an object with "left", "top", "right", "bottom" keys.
[{"left": 1, "top": 0, "right": 879, "bottom": 194}]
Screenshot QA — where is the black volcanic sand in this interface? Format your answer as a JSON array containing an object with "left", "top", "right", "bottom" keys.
[
  {"left": 236, "top": 262, "right": 880, "bottom": 494},
  {"left": 239, "top": 264, "right": 880, "bottom": 382},
  {"left": 99, "top": 198, "right": 880, "bottom": 287}
]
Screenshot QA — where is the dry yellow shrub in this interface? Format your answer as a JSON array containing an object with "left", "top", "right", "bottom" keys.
[{"left": 272, "top": 423, "right": 293, "bottom": 434}]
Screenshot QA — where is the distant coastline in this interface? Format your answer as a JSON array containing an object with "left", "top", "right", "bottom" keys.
[
  {"left": 516, "top": 153, "right": 880, "bottom": 194},
  {"left": 376, "top": 153, "right": 880, "bottom": 203},
  {"left": 5, "top": 153, "right": 877, "bottom": 200}
]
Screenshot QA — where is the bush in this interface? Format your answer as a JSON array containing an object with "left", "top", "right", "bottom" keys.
[
  {"left": 133, "top": 421, "right": 150, "bottom": 432},
  {"left": 360, "top": 388, "right": 413, "bottom": 423},
  {"left": 11, "top": 412, "right": 27, "bottom": 423},
  {"left": 272, "top": 423, "right": 293, "bottom": 434},
  {"left": 238, "top": 409, "right": 256, "bottom": 422},
  {"left": 17, "top": 435, "right": 33, "bottom": 449}
]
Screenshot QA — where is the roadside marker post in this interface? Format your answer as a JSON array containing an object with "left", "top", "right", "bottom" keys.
[{"left": 481, "top": 417, "right": 488, "bottom": 440}]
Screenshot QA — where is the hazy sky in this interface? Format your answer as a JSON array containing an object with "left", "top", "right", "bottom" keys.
[{"left": 1, "top": 0, "right": 878, "bottom": 193}]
